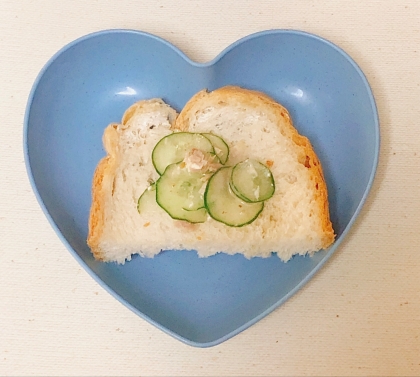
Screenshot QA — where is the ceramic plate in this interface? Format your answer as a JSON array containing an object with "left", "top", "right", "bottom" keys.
[{"left": 24, "top": 29, "right": 379, "bottom": 347}]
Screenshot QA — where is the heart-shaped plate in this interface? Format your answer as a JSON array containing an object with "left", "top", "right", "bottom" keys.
[{"left": 24, "top": 29, "right": 379, "bottom": 347}]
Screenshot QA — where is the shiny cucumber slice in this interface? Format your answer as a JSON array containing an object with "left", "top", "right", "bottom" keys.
[
  {"left": 152, "top": 132, "right": 214, "bottom": 175},
  {"left": 156, "top": 162, "right": 208, "bottom": 222},
  {"left": 230, "top": 159, "right": 275, "bottom": 203},
  {"left": 201, "top": 133, "right": 229, "bottom": 164},
  {"left": 204, "top": 167, "right": 263, "bottom": 227},
  {"left": 137, "top": 183, "right": 160, "bottom": 214}
]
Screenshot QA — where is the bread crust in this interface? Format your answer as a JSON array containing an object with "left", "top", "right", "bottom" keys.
[
  {"left": 87, "top": 123, "right": 119, "bottom": 259},
  {"left": 174, "top": 86, "right": 335, "bottom": 247},
  {"left": 87, "top": 155, "right": 110, "bottom": 260}
]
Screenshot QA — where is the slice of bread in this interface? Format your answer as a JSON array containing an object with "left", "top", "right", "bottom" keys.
[{"left": 88, "top": 86, "right": 335, "bottom": 263}]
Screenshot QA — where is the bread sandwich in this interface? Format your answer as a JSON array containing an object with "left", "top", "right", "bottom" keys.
[{"left": 88, "top": 86, "right": 335, "bottom": 263}]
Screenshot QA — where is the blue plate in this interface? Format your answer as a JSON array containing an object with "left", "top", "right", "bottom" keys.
[{"left": 24, "top": 29, "right": 379, "bottom": 347}]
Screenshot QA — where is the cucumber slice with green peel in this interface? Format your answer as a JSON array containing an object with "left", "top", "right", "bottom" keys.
[
  {"left": 156, "top": 162, "right": 209, "bottom": 222},
  {"left": 152, "top": 132, "right": 214, "bottom": 175},
  {"left": 180, "top": 206, "right": 207, "bottom": 223},
  {"left": 201, "top": 133, "right": 229, "bottom": 164},
  {"left": 137, "top": 183, "right": 160, "bottom": 214},
  {"left": 183, "top": 206, "right": 205, "bottom": 211},
  {"left": 229, "top": 181, "right": 253, "bottom": 203},
  {"left": 205, "top": 167, "right": 264, "bottom": 227},
  {"left": 230, "top": 159, "right": 275, "bottom": 203}
]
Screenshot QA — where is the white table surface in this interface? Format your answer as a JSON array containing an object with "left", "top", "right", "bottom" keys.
[{"left": 1, "top": 1, "right": 420, "bottom": 375}]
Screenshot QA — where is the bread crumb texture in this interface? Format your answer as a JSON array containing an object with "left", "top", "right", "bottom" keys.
[{"left": 88, "top": 87, "right": 335, "bottom": 263}]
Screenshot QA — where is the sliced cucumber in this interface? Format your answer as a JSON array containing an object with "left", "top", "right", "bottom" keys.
[
  {"left": 156, "top": 162, "right": 208, "bottom": 222},
  {"left": 177, "top": 207, "right": 207, "bottom": 223},
  {"left": 137, "top": 183, "right": 160, "bottom": 214},
  {"left": 201, "top": 133, "right": 229, "bottom": 164},
  {"left": 152, "top": 132, "right": 214, "bottom": 175},
  {"left": 205, "top": 167, "right": 264, "bottom": 227},
  {"left": 183, "top": 205, "right": 205, "bottom": 211},
  {"left": 230, "top": 159, "right": 275, "bottom": 203}
]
